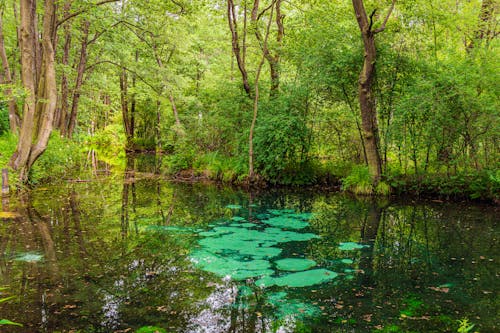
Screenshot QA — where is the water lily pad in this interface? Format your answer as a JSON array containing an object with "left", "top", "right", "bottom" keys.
[
  {"left": 231, "top": 216, "right": 246, "bottom": 222},
  {"left": 341, "top": 259, "right": 354, "bottom": 264},
  {"left": 275, "top": 258, "right": 317, "bottom": 271},
  {"left": 338, "top": 242, "right": 369, "bottom": 251},
  {"left": 256, "top": 269, "right": 338, "bottom": 288},
  {"left": 256, "top": 213, "right": 271, "bottom": 220},
  {"left": 226, "top": 204, "right": 242, "bottom": 209},
  {"left": 14, "top": 252, "right": 43, "bottom": 262}
]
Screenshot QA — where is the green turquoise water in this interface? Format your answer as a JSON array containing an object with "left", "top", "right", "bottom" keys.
[{"left": 0, "top": 178, "right": 498, "bottom": 332}]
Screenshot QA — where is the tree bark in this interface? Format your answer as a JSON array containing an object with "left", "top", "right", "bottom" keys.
[
  {"left": 10, "top": 0, "right": 58, "bottom": 182},
  {"left": 251, "top": 0, "right": 283, "bottom": 97},
  {"left": 57, "top": 0, "right": 72, "bottom": 133},
  {"left": 227, "top": 0, "right": 251, "bottom": 96},
  {"left": 67, "top": 20, "right": 90, "bottom": 138},
  {"left": 120, "top": 68, "right": 133, "bottom": 145},
  {"left": 352, "top": 0, "right": 395, "bottom": 186}
]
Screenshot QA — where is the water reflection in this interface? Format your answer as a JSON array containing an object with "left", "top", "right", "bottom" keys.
[{"left": 0, "top": 178, "right": 497, "bottom": 332}]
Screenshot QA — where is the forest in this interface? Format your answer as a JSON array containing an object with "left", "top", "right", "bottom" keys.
[
  {"left": 0, "top": 0, "right": 498, "bottom": 199},
  {"left": 0, "top": 1, "right": 499, "bottom": 332}
]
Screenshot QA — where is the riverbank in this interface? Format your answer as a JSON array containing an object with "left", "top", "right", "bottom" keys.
[{"left": 1, "top": 133, "right": 498, "bottom": 203}]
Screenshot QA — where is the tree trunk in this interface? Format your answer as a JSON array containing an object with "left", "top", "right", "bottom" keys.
[
  {"left": 352, "top": 0, "right": 395, "bottom": 186},
  {"left": 57, "top": 1, "right": 72, "bottom": 133},
  {"left": 120, "top": 68, "right": 133, "bottom": 146},
  {"left": 251, "top": 0, "right": 283, "bottom": 97},
  {"left": 249, "top": 0, "right": 275, "bottom": 182},
  {"left": 227, "top": 0, "right": 251, "bottom": 96},
  {"left": 10, "top": 0, "right": 58, "bottom": 182},
  {"left": 67, "top": 20, "right": 90, "bottom": 138},
  {"left": 0, "top": 10, "right": 19, "bottom": 133}
]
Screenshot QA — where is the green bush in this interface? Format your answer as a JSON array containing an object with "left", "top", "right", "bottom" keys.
[
  {"left": 0, "top": 133, "right": 17, "bottom": 169},
  {"left": 342, "top": 165, "right": 373, "bottom": 195},
  {"left": 0, "top": 104, "right": 9, "bottom": 136},
  {"left": 29, "top": 132, "right": 86, "bottom": 184}
]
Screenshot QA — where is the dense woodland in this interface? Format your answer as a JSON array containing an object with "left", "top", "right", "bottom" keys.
[{"left": 0, "top": 0, "right": 498, "bottom": 199}]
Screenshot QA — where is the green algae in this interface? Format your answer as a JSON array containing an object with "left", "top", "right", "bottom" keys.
[
  {"left": 225, "top": 204, "right": 242, "bottom": 209},
  {"left": 266, "top": 291, "right": 320, "bottom": 319},
  {"left": 256, "top": 269, "right": 338, "bottom": 288},
  {"left": 338, "top": 242, "right": 369, "bottom": 251},
  {"left": 263, "top": 216, "right": 309, "bottom": 230},
  {"left": 268, "top": 209, "right": 295, "bottom": 215},
  {"left": 238, "top": 285, "right": 254, "bottom": 297},
  {"left": 190, "top": 250, "right": 274, "bottom": 280},
  {"left": 146, "top": 225, "right": 196, "bottom": 234},
  {"left": 256, "top": 213, "right": 271, "bottom": 220},
  {"left": 14, "top": 252, "right": 43, "bottom": 262},
  {"left": 275, "top": 258, "right": 317, "bottom": 272},
  {"left": 230, "top": 222, "right": 257, "bottom": 228}
]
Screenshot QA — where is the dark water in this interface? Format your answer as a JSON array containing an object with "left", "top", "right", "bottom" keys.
[{"left": 0, "top": 176, "right": 498, "bottom": 333}]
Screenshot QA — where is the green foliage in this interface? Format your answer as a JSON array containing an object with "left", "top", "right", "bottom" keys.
[
  {"left": 29, "top": 132, "right": 86, "bottom": 184},
  {"left": 342, "top": 165, "right": 373, "bottom": 195},
  {"left": 135, "top": 326, "right": 167, "bottom": 333},
  {"left": 457, "top": 318, "right": 476, "bottom": 333},
  {"left": 0, "top": 287, "right": 22, "bottom": 327},
  {"left": 387, "top": 169, "right": 499, "bottom": 201},
  {"left": 253, "top": 92, "right": 313, "bottom": 185},
  {"left": 0, "top": 104, "right": 9, "bottom": 135},
  {"left": 192, "top": 152, "right": 248, "bottom": 182},
  {"left": 0, "top": 133, "right": 17, "bottom": 168},
  {"left": 0, "top": 319, "right": 22, "bottom": 327}
]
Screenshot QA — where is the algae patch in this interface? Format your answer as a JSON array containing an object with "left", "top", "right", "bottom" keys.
[
  {"left": 275, "top": 258, "right": 317, "bottom": 272},
  {"left": 256, "top": 269, "right": 338, "bottom": 288}
]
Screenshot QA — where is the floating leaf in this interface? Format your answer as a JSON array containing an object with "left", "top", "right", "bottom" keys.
[
  {"left": 0, "top": 319, "right": 22, "bottom": 326},
  {"left": 231, "top": 216, "right": 246, "bottom": 222}
]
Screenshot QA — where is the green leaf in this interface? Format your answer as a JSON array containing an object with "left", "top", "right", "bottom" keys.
[
  {"left": 0, "top": 296, "right": 16, "bottom": 303},
  {"left": 0, "top": 319, "right": 23, "bottom": 326}
]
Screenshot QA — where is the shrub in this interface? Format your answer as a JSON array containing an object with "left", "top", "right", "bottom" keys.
[{"left": 342, "top": 165, "right": 373, "bottom": 195}]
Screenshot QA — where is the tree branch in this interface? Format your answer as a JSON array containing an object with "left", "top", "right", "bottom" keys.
[
  {"left": 57, "top": 0, "right": 121, "bottom": 28},
  {"left": 373, "top": 0, "right": 396, "bottom": 34},
  {"left": 85, "top": 60, "right": 162, "bottom": 94}
]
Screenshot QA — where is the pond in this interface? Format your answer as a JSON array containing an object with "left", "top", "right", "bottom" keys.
[{"left": 0, "top": 175, "right": 498, "bottom": 332}]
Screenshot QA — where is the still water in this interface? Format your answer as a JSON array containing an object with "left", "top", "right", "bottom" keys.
[{"left": 0, "top": 176, "right": 498, "bottom": 332}]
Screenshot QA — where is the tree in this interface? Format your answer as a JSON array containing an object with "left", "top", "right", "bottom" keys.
[
  {"left": 352, "top": 0, "right": 396, "bottom": 186},
  {"left": 9, "top": 0, "right": 57, "bottom": 182}
]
